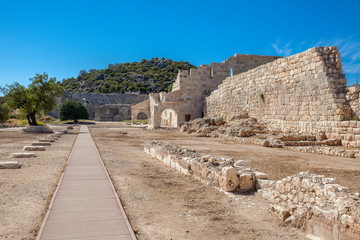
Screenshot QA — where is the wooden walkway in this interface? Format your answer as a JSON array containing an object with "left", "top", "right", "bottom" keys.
[{"left": 37, "top": 125, "right": 136, "bottom": 240}]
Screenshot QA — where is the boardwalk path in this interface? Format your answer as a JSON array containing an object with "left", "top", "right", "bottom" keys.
[{"left": 37, "top": 125, "right": 136, "bottom": 240}]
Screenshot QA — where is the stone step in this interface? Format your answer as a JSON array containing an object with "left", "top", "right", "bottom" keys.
[
  {"left": 32, "top": 142, "right": 51, "bottom": 146},
  {"left": 39, "top": 139, "right": 55, "bottom": 143},
  {"left": 0, "top": 161, "right": 22, "bottom": 169},
  {"left": 24, "top": 146, "right": 45, "bottom": 151},
  {"left": 10, "top": 153, "right": 36, "bottom": 158}
]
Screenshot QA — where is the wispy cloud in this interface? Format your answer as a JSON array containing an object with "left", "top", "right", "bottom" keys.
[{"left": 271, "top": 39, "right": 293, "bottom": 56}]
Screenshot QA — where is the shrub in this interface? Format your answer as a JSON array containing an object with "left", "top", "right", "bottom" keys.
[{"left": 59, "top": 100, "right": 89, "bottom": 123}]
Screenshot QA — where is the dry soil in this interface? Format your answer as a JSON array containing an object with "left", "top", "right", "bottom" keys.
[{"left": 0, "top": 126, "right": 78, "bottom": 240}]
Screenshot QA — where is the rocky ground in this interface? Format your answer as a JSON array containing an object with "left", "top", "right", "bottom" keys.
[{"left": 0, "top": 126, "right": 78, "bottom": 240}]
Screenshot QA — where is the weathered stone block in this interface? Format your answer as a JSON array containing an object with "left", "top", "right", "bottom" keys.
[
  {"left": 32, "top": 142, "right": 51, "bottom": 146},
  {"left": 23, "top": 146, "right": 45, "bottom": 151},
  {"left": 239, "top": 173, "right": 255, "bottom": 191},
  {"left": 0, "top": 161, "right": 21, "bottom": 169},
  {"left": 39, "top": 139, "right": 55, "bottom": 143},
  {"left": 10, "top": 153, "right": 36, "bottom": 158},
  {"left": 219, "top": 166, "right": 239, "bottom": 192}
]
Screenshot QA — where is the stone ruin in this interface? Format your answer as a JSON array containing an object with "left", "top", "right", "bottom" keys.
[
  {"left": 144, "top": 141, "right": 360, "bottom": 240},
  {"left": 133, "top": 46, "right": 360, "bottom": 149},
  {"left": 132, "top": 54, "right": 280, "bottom": 127}
]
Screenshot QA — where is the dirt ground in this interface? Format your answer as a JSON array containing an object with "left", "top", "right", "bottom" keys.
[
  {"left": 3, "top": 121, "right": 360, "bottom": 239},
  {"left": 0, "top": 126, "right": 78, "bottom": 240},
  {"left": 90, "top": 122, "right": 307, "bottom": 240}
]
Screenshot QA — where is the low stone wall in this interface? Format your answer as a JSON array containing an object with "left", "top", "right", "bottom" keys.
[
  {"left": 260, "top": 172, "right": 360, "bottom": 240},
  {"left": 145, "top": 141, "right": 360, "bottom": 239},
  {"left": 144, "top": 141, "right": 267, "bottom": 193}
]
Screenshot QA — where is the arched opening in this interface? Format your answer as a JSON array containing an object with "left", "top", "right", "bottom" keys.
[
  {"left": 135, "top": 112, "right": 148, "bottom": 125},
  {"left": 161, "top": 109, "right": 178, "bottom": 128}
]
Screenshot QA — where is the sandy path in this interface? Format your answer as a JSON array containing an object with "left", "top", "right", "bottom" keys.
[
  {"left": 0, "top": 126, "right": 78, "bottom": 240},
  {"left": 90, "top": 123, "right": 304, "bottom": 239}
]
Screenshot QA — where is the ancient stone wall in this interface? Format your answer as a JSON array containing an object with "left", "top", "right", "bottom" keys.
[
  {"left": 347, "top": 86, "right": 360, "bottom": 119},
  {"left": 137, "top": 54, "right": 280, "bottom": 128},
  {"left": 131, "top": 99, "right": 151, "bottom": 124},
  {"left": 94, "top": 104, "right": 131, "bottom": 121},
  {"left": 50, "top": 92, "right": 148, "bottom": 119},
  {"left": 206, "top": 47, "right": 353, "bottom": 139}
]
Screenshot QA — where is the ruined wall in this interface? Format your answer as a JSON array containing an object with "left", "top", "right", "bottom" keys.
[
  {"left": 131, "top": 99, "right": 151, "bottom": 124},
  {"left": 94, "top": 104, "right": 131, "bottom": 121},
  {"left": 206, "top": 46, "right": 350, "bottom": 135},
  {"left": 50, "top": 92, "right": 148, "bottom": 119},
  {"left": 173, "top": 54, "right": 281, "bottom": 121},
  {"left": 347, "top": 86, "right": 360, "bottom": 119},
  {"left": 141, "top": 54, "right": 280, "bottom": 128}
]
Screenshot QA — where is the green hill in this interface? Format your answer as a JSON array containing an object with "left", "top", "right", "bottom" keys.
[{"left": 60, "top": 58, "right": 196, "bottom": 94}]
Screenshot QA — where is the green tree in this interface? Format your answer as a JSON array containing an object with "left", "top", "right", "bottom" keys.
[
  {"left": 1, "top": 73, "right": 64, "bottom": 125},
  {"left": 58, "top": 100, "right": 89, "bottom": 123},
  {"left": 0, "top": 103, "right": 10, "bottom": 123}
]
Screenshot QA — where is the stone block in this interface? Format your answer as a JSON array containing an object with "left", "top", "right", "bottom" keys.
[
  {"left": 39, "top": 139, "right": 55, "bottom": 143},
  {"left": 239, "top": 173, "right": 255, "bottom": 191},
  {"left": 0, "top": 161, "right": 21, "bottom": 169},
  {"left": 10, "top": 153, "right": 36, "bottom": 158},
  {"left": 23, "top": 146, "right": 45, "bottom": 151},
  {"left": 219, "top": 166, "right": 239, "bottom": 192},
  {"left": 32, "top": 142, "right": 51, "bottom": 146}
]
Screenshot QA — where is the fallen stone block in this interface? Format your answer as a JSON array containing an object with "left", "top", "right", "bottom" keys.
[
  {"left": 10, "top": 153, "right": 36, "bottom": 158},
  {"left": 0, "top": 161, "right": 22, "bottom": 169},
  {"left": 219, "top": 166, "right": 239, "bottom": 192},
  {"left": 59, "top": 130, "right": 68, "bottom": 134},
  {"left": 23, "top": 146, "right": 45, "bottom": 151},
  {"left": 39, "top": 139, "right": 55, "bottom": 143},
  {"left": 32, "top": 142, "right": 51, "bottom": 146},
  {"left": 66, "top": 126, "right": 73, "bottom": 129}
]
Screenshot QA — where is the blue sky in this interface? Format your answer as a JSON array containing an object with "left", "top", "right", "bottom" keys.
[{"left": 0, "top": 0, "right": 359, "bottom": 90}]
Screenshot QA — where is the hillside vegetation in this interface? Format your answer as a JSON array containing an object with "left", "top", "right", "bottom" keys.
[{"left": 60, "top": 58, "right": 196, "bottom": 94}]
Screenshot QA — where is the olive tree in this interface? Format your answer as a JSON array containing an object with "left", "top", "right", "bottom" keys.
[{"left": 1, "top": 73, "right": 64, "bottom": 125}]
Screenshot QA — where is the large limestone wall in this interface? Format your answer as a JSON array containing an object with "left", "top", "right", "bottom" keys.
[
  {"left": 173, "top": 54, "right": 281, "bottom": 121},
  {"left": 206, "top": 47, "right": 350, "bottom": 135},
  {"left": 50, "top": 92, "right": 148, "bottom": 119}
]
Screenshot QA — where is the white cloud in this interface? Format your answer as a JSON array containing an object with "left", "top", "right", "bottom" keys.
[{"left": 271, "top": 39, "right": 293, "bottom": 56}]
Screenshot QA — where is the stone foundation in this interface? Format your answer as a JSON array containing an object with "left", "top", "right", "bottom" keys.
[{"left": 145, "top": 141, "right": 360, "bottom": 240}]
